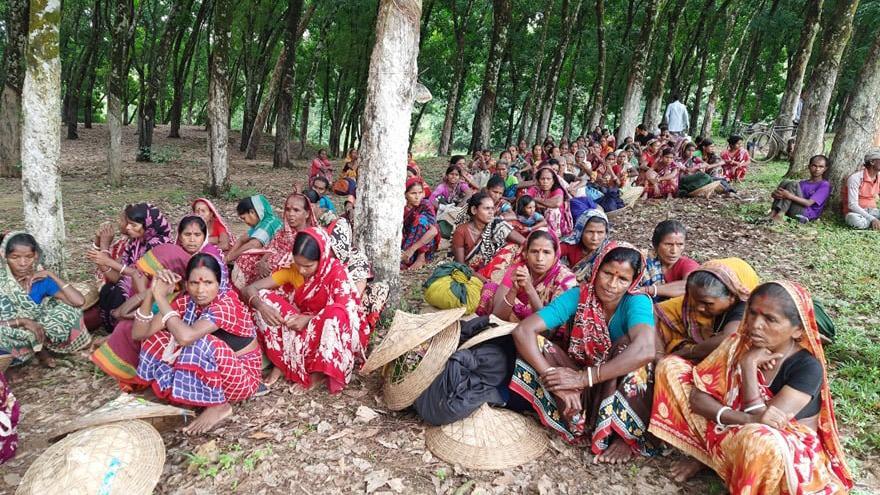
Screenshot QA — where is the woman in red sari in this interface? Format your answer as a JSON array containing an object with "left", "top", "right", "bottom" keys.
[
  {"left": 255, "top": 193, "right": 316, "bottom": 279},
  {"left": 721, "top": 135, "right": 750, "bottom": 182},
  {"left": 527, "top": 166, "right": 573, "bottom": 238},
  {"left": 650, "top": 281, "right": 853, "bottom": 493},
  {"left": 192, "top": 198, "right": 235, "bottom": 252},
  {"left": 133, "top": 253, "right": 262, "bottom": 434},
  {"left": 242, "top": 228, "right": 366, "bottom": 393}
]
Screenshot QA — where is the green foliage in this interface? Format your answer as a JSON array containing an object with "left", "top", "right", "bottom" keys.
[
  {"left": 185, "top": 443, "right": 273, "bottom": 479},
  {"left": 222, "top": 183, "right": 258, "bottom": 202},
  {"left": 148, "top": 145, "right": 182, "bottom": 164}
]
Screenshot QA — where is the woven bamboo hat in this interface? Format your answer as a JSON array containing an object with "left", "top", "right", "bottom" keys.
[
  {"left": 689, "top": 180, "right": 722, "bottom": 198},
  {"left": 458, "top": 315, "right": 517, "bottom": 350},
  {"left": 382, "top": 321, "right": 460, "bottom": 410},
  {"left": 72, "top": 281, "right": 100, "bottom": 310},
  {"left": 17, "top": 420, "right": 165, "bottom": 495},
  {"left": 49, "top": 393, "right": 194, "bottom": 442},
  {"left": 362, "top": 307, "right": 465, "bottom": 374},
  {"left": 425, "top": 403, "right": 548, "bottom": 470}
]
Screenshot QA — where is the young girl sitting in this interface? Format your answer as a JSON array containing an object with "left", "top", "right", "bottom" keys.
[{"left": 513, "top": 195, "right": 547, "bottom": 236}]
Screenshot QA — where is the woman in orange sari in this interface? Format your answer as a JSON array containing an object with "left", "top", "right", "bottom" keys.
[{"left": 649, "top": 281, "right": 853, "bottom": 493}]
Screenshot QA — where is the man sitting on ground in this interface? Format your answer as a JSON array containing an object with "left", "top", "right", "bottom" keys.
[{"left": 843, "top": 149, "right": 880, "bottom": 231}]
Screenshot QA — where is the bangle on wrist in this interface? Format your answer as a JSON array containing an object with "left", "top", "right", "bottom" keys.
[
  {"left": 135, "top": 308, "right": 153, "bottom": 322},
  {"left": 60, "top": 283, "right": 71, "bottom": 291},
  {"left": 651, "top": 285, "right": 658, "bottom": 298},
  {"left": 161, "top": 311, "right": 180, "bottom": 325},
  {"left": 715, "top": 405, "right": 731, "bottom": 429},
  {"left": 118, "top": 264, "right": 127, "bottom": 274},
  {"left": 586, "top": 367, "right": 594, "bottom": 388},
  {"left": 743, "top": 403, "right": 764, "bottom": 413}
]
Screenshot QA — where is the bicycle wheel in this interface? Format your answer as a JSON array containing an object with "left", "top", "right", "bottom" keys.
[{"left": 748, "top": 131, "right": 777, "bottom": 163}]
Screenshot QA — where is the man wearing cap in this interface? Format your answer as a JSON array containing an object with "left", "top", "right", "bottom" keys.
[{"left": 843, "top": 149, "right": 880, "bottom": 230}]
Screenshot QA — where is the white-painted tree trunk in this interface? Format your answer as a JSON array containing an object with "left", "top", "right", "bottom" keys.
[
  {"left": 787, "top": 0, "right": 860, "bottom": 178},
  {"left": 207, "top": 0, "right": 233, "bottom": 196},
  {"left": 106, "top": 0, "right": 130, "bottom": 187},
  {"left": 616, "top": 0, "right": 661, "bottom": 144},
  {"left": 354, "top": 0, "right": 420, "bottom": 305},
  {"left": 21, "top": 0, "right": 66, "bottom": 271},
  {"left": 827, "top": 33, "right": 880, "bottom": 207}
]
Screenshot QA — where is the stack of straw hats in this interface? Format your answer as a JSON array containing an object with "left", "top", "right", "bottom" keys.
[{"left": 17, "top": 394, "right": 190, "bottom": 494}]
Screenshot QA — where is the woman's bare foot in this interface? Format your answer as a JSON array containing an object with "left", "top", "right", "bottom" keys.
[
  {"left": 594, "top": 438, "right": 635, "bottom": 464},
  {"left": 182, "top": 403, "right": 233, "bottom": 435},
  {"left": 37, "top": 350, "right": 56, "bottom": 368},
  {"left": 307, "top": 372, "right": 327, "bottom": 391},
  {"left": 264, "top": 367, "right": 283, "bottom": 386},
  {"left": 671, "top": 458, "right": 704, "bottom": 482}
]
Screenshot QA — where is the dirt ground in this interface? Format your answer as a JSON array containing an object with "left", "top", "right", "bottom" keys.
[{"left": 0, "top": 125, "right": 877, "bottom": 494}]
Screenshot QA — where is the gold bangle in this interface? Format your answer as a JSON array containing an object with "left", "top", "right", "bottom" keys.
[{"left": 61, "top": 283, "right": 71, "bottom": 290}]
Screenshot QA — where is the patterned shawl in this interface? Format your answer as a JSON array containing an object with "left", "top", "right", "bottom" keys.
[
  {"left": 265, "top": 193, "right": 317, "bottom": 269},
  {"left": 192, "top": 198, "right": 236, "bottom": 245},
  {"left": 403, "top": 177, "right": 440, "bottom": 246},
  {"left": 246, "top": 195, "right": 282, "bottom": 246},
  {"left": 565, "top": 209, "right": 611, "bottom": 283},
  {"left": 567, "top": 241, "right": 645, "bottom": 367},
  {"left": 118, "top": 204, "right": 172, "bottom": 296},
  {"left": 0, "top": 232, "right": 44, "bottom": 321},
  {"left": 693, "top": 281, "right": 853, "bottom": 491},
  {"left": 465, "top": 218, "right": 514, "bottom": 269},
  {"left": 504, "top": 231, "right": 576, "bottom": 321}
]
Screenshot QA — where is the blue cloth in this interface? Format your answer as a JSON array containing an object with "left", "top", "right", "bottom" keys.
[
  {"left": 319, "top": 196, "right": 337, "bottom": 213},
  {"left": 537, "top": 287, "right": 654, "bottom": 342},
  {"left": 29, "top": 277, "right": 59, "bottom": 304}
]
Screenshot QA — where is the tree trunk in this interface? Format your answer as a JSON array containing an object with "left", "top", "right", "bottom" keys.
[
  {"left": 642, "top": 0, "right": 687, "bottom": 132},
  {"left": 22, "top": 0, "right": 66, "bottom": 271},
  {"left": 469, "top": 0, "right": 512, "bottom": 153},
  {"left": 137, "top": 0, "right": 193, "bottom": 161},
  {"left": 83, "top": 68, "right": 97, "bottom": 128},
  {"left": 106, "top": 0, "right": 133, "bottom": 187},
  {"left": 827, "top": 33, "right": 880, "bottom": 207},
  {"left": 207, "top": 0, "right": 232, "bottom": 195},
  {"left": 616, "top": 0, "right": 661, "bottom": 143},
  {"left": 354, "top": 0, "right": 420, "bottom": 306},
  {"left": 689, "top": 44, "right": 711, "bottom": 133},
  {"left": 272, "top": 0, "right": 306, "bottom": 169},
  {"left": 774, "top": 0, "right": 823, "bottom": 136},
  {"left": 298, "top": 54, "right": 320, "bottom": 158},
  {"left": 66, "top": 0, "right": 102, "bottom": 140},
  {"left": 699, "top": 7, "right": 752, "bottom": 138},
  {"left": 788, "top": 0, "right": 860, "bottom": 178},
  {"left": 0, "top": 0, "right": 28, "bottom": 178},
  {"left": 437, "top": 0, "right": 474, "bottom": 156},
  {"left": 518, "top": 5, "right": 551, "bottom": 144},
  {"left": 536, "top": 0, "right": 583, "bottom": 141},
  {"left": 586, "top": 0, "right": 605, "bottom": 131},
  {"left": 169, "top": 0, "right": 209, "bottom": 139}
]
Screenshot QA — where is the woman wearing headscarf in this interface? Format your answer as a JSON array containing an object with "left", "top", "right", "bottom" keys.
[
  {"left": 510, "top": 242, "right": 659, "bottom": 464},
  {"left": 255, "top": 193, "right": 316, "bottom": 280},
  {"left": 0, "top": 232, "right": 91, "bottom": 367},
  {"left": 242, "top": 228, "right": 367, "bottom": 393},
  {"left": 401, "top": 177, "right": 440, "bottom": 271},
  {"left": 560, "top": 209, "right": 611, "bottom": 282},
  {"left": 133, "top": 253, "right": 262, "bottom": 435},
  {"left": 655, "top": 258, "right": 760, "bottom": 362},
  {"left": 192, "top": 198, "right": 236, "bottom": 252},
  {"left": 526, "top": 166, "right": 573, "bottom": 237},
  {"left": 229, "top": 195, "right": 282, "bottom": 290},
  {"left": 650, "top": 282, "right": 853, "bottom": 493},
  {"left": 87, "top": 203, "right": 172, "bottom": 328}
]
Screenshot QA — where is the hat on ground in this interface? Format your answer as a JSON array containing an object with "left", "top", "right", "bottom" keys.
[
  {"left": 72, "top": 281, "right": 100, "bottom": 310},
  {"left": 425, "top": 403, "right": 549, "bottom": 470},
  {"left": 689, "top": 180, "right": 722, "bottom": 198},
  {"left": 362, "top": 307, "right": 465, "bottom": 374},
  {"left": 864, "top": 149, "right": 880, "bottom": 162},
  {"left": 49, "top": 393, "right": 193, "bottom": 442},
  {"left": 17, "top": 420, "right": 165, "bottom": 495}
]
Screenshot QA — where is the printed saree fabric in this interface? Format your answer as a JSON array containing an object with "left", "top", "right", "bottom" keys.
[{"left": 649, "top": 281, "right": 853, "bottom": 494}]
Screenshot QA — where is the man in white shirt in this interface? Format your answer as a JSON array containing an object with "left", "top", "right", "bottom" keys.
[{"left": 664, "top": 93, "right": 690, "bottom": 136}]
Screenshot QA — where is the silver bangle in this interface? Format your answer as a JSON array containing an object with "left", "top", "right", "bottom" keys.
[
  {"left": 135, "top": 308, "right": 153, "bottom": 321},
  {"left": 743, "top": 403, "right": 765, "bottom": 413},
  {"left": 715, "top": 405, "right": 731, "bottom": 427},
  {"left": 161, "top": 311, "right": 180, "bottom": 325}
]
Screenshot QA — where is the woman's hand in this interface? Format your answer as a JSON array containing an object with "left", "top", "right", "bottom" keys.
[
  {"left": 400, "top": 248, "right": 415, "bottom": 263},
  {"left": 542, "top": 367, "right": 586, "bottom": 392},
  {"left": 553, "top": 389, "right": 583, "bottom": 416},
  {"left": 757, "top": 404, "right": 793, "bottom": 429},
  {"left": 257, "top": 302, "right": 284, "bottom": 327},
  {"left": 513, "top": 266, "right": 533, "bottom": 291},
  {"left": 285, "top": 314, "right": 312, "bottom": 331},
  {"left": 29, "top": 270, "right": 54, "bottom": 283},
  {"left": 96, "top": 221, "right": 115, "bottom": 247},
  {"left": 741, "top": 347, "right": 783, "bottom": 371},
  {"left": 21, "top": 319, "right": 46, "bottom": 344},
  {"left": 150, "top": 269, "right": 180, "bottom": 299},
  {"left": 86, "top": 248, "right": 114, "bottom": 267},
  {"left": 257, "top": 258, "right": 272, "bottom": 279}
]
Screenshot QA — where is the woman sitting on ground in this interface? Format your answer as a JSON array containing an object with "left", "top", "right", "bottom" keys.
[
  {"left": 255, "top": 193, "right": 316, "bottom": 280},
  {"left": 481, "top": 230, "right": 576, "bottom": 323},
  {"left": 560, "top": 209, "right": 610, "bottom": 282},
  {"left": 402, "top": 177, "right": 440, "bottom": 271},
  {"left": 87, "top": 203, "right": 172, "bottom": 329},
  {"left": 646, "top": 148, "right": 681, "bottom": 199},
  {"left": 526, "top": 166, "right": 573, "bottom": 238},
  {"left": 0, "top": 232, "right": 90, "bottom": 367},
  {"left": 228, "top": 195, "right": 282, "bottom": 289},
  {"left": 769, "top": 154, "right": 830, "bottom": 223},
  {"left": 309, "top": 148, "right": 333, "bottom": 186},
  {"left": 242, "top": 228, "right": 366, "bottom": 392},
  {"left": 495, "top": 160, "right": 519, "bottom": 198},
  {"left": 721, "top": 135, "right": 750, "bottom": 182},
  {"left": 636, "top": 220, "right": 699, "bottom": 300},
  {"left": 510, "top": 242, "right": 659, "bottom": 463},
  {"left": 510, "top": 195, "right": 548, "bottom": 236},
  {"left": 677, "top": 142, "right": 720, "bottom": 197},
  {"left": 650, "top": 281, "right": 853, "bottom": 492},
  {"left": 451, "top": 192, "right": 525, "bottom": 276},
  {"left": 192, "top": 198, "right": 235, "bottom": 252},
  {"left": 133, "top": 253, "right": 262, "bottom": 434},
  {"left": 429, "top": 164, "right": 471, "bottom": 209},
  {"left": 655, "top": 258, "right": 759, "bottom": 361}
]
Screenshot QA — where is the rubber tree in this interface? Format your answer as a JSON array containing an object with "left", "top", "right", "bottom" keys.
[
  {"left": 106, "top": 0, "right": 134, "bottom": 187},
  {"left": 469, "top": 0, "right": 511, "bottom": 152},
  {"left": 642, "top": 0, "right": 688, "bottom": 131},
  {"left": 616, "top": 0, "right": 662, "bottom": 144},
  {"left": 207, "top": 0, "right": 232, "bottom": 195},
  {"left": 787, "top": 0, "right": 860, "bottom": 178},
  {"left": 585, "top": 0, "right": 606, "bottom": 130},
  {"left": 21, "top": 0, "right": 66, "bottom": 271},
  {"left": 774, "top": 0, "right": 823, "bottom": 137},
  {"left": 0, "top": 0, "right": 28, "bottom": 178},
  {"left": 354, "top": 0, "right": 420, "bottom": 306},
  {"left": 272, "top": 0, "right": 306, "bottom": 168}
]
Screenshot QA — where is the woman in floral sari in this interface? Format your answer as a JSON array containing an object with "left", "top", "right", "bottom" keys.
[
  {"left": 560, "top": 209, "right": 610, "bottom": 282},
  {"left": 242, "top": 228, "right": 366, "bottom": 393},
  {"left": 88, "top": 203, "right": 172, "bottom": 328},
  {"left": 255, "top": 193, "right": 316, "bottom": 280},
  {"left": 650, "top": 282, "right": 853, "bottom": 493},
  {"left": 721, "top": 135, "right": 750, "bottom": 182},
  {"left": 0, "top": 232, "right": 91, "bottom": 367},
  {"left": 509, "top": 242, "right": 659, "bottom": 463},
  {"left": 481, "top": 230, "right": 576, "bottom": 323},
  {"left": 192, "top": 198, "right": 235, "bottom": 252},
  {"left": 133, "top": 253, "right": 262, "bottom": 434},
  {"left": 401, "top": 177, "right": 439, "bottom": 270},
  {"left": 527, "top": 166, "right": 573, "bottom": 237},
  {"left": 229, "top": 195, "right": 282, "bottom": 289},
  {"left": 451, "top": 192, "right": 525, "bottom": 276},
  {"left": 655, "top": 258, "right": 760, "bottom": 362}
]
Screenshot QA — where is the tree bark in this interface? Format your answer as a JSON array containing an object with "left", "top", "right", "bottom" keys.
[
  {"left": 66, "top": 0, "right": 102, "bottom": 140},
  {"left": 354, "top": 0, "right": 420, "bottom": 306},
  {"left": 106, "top": 0, "right": 134, "bottom": 187},
  {"left": 469, "top": 0, "right": 511, "bottom": 152},
  {"left": 616, "top": 0, "right": 661, "bottom": 144},
  {"left": 827, "top": 33, "right": 880, "bottom": 207},
  {"left": 272, "top": 0, "right": 306, "bottom": 168},
  {"left": 169, "top": 0, "right": 210, "bottom": 139},
  {"left": 788, "top": 0, "right": 860, "bottom": 178},
  {"left": 699, "top": 7, "right": 752, "bottom": 138},
  {"left": 536, "top": 0, "right": 583, "bottom": 141},
  {"left": 207, "top": 0, "right": 232, "bottom": 195},
  {"left": 642, "top": 0, "right": 687, "bottom": 132},
  {"left": 22, "top": 0, "right": 66, "bottom": 271},
  {"left": 586, "top": 0, "right": 606, "bottom": 131},
  {"left": 774, "top": 0, "right": 823, "bottom": 138},
  {"left": 518, "top": 5, "right": 551, "bottom": 144},
  {"left": 0, "top": 0, "right": 28, "bottom": 178},
  {"left": 437, "top": 0, "right": 474, "bottom": 156}
]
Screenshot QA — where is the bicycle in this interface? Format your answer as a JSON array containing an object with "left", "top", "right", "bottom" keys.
[{"left": 746, "top": 123, "right": 797, "bottom": 163}]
